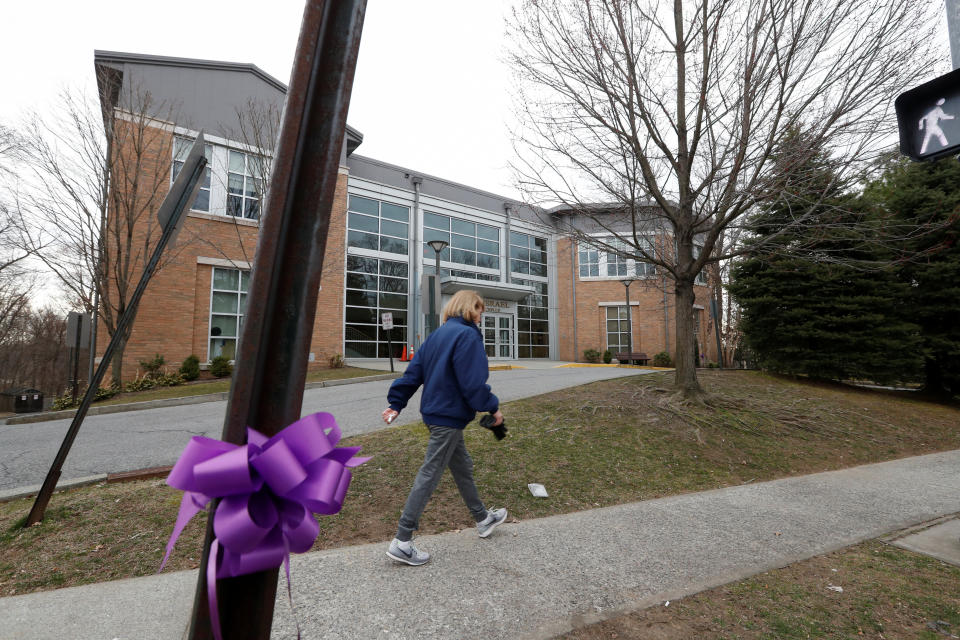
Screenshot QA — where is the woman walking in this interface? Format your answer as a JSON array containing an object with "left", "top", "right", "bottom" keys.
[{"left": 382, "top": 290, "right": 507, "bottom": 566}]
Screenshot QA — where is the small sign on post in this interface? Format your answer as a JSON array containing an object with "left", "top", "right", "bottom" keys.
[{"left": 382, "top": 312, "right": 394, "bottom": 372}]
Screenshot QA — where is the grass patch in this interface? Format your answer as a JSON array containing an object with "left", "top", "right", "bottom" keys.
[
  {"left": 78, "top": 366, "right": 385, "bottom": 408},
  {"left": 560, "top": 539, "right": 960, "bottom": 639},
  {"left": 2, "top": 370, "right": 958, "bottom": 597}
]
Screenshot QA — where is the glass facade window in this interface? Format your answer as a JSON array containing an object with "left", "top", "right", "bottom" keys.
[
  {"left": 344, "top": 255, "right": 409, "bottom": 358},
  {"left": 209, "top": 267, "right": 249, "bottom": 361},
  {"left": 227, "top": 150, "right": 264, "bottom": 220},
  {"left": 172, "top": 137, "right": 212, "bottom": 212},
  {"left": 423, "top": 212, "right": 499, "bottom": 270},
  {"left": 347, "top": 195, "right": 409, "bottom": 256},
  {"left": 448, "top": 269, "right": 500, "bottom": 282},
  {"left": 606, "top": 306, "right": 630, "bottom": 353},
  {"left": 510, "top": 232, "right": 547, "bottom": 277},
  {"left": 514, "top": 278, "right": 550, "bottom": 358}
]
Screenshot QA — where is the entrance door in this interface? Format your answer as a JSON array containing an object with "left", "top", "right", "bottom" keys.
[{"left": 482, "top": 313, "right": 514, "bottom": 360}]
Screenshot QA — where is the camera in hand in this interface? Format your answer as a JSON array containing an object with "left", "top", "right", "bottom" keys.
[{"left": 479, "top": 413, "right": 508, "bottom": 440}]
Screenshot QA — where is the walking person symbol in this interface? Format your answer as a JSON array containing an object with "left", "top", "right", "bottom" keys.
[{"left": 920, "top": 98, "right": 954, "bottom": 154}]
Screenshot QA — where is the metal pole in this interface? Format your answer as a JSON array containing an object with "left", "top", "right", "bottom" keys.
[
  {"left": 947, "top": 0, "right": 960, "bottom": 70},
  {"left": 624, "top": 283, "right": 632, "bottom": 354},
  {"left": 185, "top": 1, "right": 367, "bottom": 637},
  {"left": 433, "top": 246, "right": 442, "bottom": 333},
  {"left": 71, "top": 319, "right": 82, "bottom": 404},
  {"left": 88, "top": 289, "right": 99, "bottom": 387}
]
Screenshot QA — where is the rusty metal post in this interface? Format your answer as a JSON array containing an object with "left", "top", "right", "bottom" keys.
[{"left": 185, "top": 1, "right": 367, "bottom": 638}]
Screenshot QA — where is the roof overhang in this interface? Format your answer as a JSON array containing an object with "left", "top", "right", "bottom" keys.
[{"left": 440, "top": 277, "right": 535, "bottom": 302}]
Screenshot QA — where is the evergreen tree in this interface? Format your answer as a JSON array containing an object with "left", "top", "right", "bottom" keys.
[
  {"left": 863, "top": 156, "right": 960, "bottom": 395},
  {"left": 729, "top": 136, "right": 923, "bottom": 384}
]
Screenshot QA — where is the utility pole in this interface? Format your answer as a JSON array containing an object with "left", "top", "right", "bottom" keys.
[{"left": 947, "top": 0, "right": 960, "bottom": 70}]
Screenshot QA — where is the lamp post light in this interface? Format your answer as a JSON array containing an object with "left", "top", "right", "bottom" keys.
[
  {"left": 620, "top": 278, "right": 635, "bottom": 356},
  {"left": 426, "top": 239, "right": 448, "bottom": 335}
]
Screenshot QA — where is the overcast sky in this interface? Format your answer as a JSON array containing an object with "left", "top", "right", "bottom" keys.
[{"left": 2, "top": 0, "right": 522, "bottom": 199}]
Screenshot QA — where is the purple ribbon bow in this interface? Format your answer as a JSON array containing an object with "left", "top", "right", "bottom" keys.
[{"left": 160, "top": 412, "right": 369, "bottom": 639}]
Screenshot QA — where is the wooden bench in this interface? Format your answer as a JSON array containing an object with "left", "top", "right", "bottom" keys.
[{"left": 615, "top": 352, "right": 650, "bottom": 366}]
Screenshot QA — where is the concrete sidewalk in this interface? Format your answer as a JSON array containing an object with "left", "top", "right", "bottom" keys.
[{"left": 2, "top": 449, "right": 959, "bottom": 639}]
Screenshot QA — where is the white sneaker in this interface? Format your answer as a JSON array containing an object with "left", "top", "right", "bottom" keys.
[
  {"left": 477, "top": 508, "right": 508, "bottom": 538},
  {"left": 386, "top": 538, "right": 430, "bottom": 566}
]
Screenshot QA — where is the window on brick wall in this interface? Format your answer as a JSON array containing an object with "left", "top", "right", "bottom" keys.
[
  {"left": 694, "top": 244, "right": 708, "bottom": 285},
  {"left": 172, "top": 137, "right": 212, "bottom": 212},
  {"left": 209, "top": 267, "right": 249, "bottom": 361},
  {"left": 227, "top": 150, "right": 264, "bottom": 220},
  {"left": 172, "top": 136, "right": 269, "bottom": 220},
  {"left": 606, "top": 306, "right": 631, "bottom": 353},
  {"left": 579, "top": 237, "right": 655, "bottom": 279}
]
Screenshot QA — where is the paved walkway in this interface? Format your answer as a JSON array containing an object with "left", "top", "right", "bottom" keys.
[{"left": 2, "top": 449, "right": 958, "bottom": 640}]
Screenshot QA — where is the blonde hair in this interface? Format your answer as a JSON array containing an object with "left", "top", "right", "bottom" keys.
[{"left": 442, "top": 290, "right": 484, "bottom": 323}]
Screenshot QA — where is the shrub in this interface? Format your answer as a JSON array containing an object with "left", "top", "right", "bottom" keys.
[
  {"left": 210, "top": 355, "right": 233, "bottom": 378},
  {"left": 707, "top": 361, "right": 719, "bottom": 369},
  {"left": 583, "top": 349, "right": 601, "bottom": 363},
  {"left": 155, "top": 372, "right": 185, "bottom": 387},
  {"left": 51, "top": 392, "right": 75, "bottom": 411},
  {"left": 94, "top": 383, "right": 121, "bottom": 401},
  {"left": 329, "top": 353, "right": 345, "bottom": 369},
  {"left": 125, "top": 374, "right": 156, "bottom": 393},
  {"left": 51, "top": 383, "right": 121, "bottom": 410},
  {"left": 602, "top": 349, "right": 613, "bottom": 364},
  {"left": 139, "top": 353, "right": 166, "bottom": 380},
  {"left": 179, "top": 355, "right": 201, "bottom": 381},
  {"left": 652, "top": 351, "right": 673, "bottom": 367}
]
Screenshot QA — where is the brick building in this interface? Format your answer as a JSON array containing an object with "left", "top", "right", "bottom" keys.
[{"left": 93, "top": 51, "right": 718, "bottom": 379}]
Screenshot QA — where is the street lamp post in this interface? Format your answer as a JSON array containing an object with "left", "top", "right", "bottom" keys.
[
  {"left": 620, "top": 278, "right": 635, "bottom": 357},
  {"left": 427, "top": 239, "right": 448, "bottom": 336}
]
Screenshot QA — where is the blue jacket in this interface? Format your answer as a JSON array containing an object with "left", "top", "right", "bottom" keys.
[{"left": 387, "top": 316, "right": 499, "bottom": 428}]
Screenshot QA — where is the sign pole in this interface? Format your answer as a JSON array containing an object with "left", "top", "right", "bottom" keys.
[
  {"left": 382, "top": 311, "right": 394, "bottom": 372},
  {"left": 26, "top": 137, "right": 208, "bottom": 526},
  {"left": 184, "top": 2, "right": 368, "bottom": 637}
]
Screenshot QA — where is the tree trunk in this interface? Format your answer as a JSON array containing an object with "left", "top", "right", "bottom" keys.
[
  {"left": 109, "top": 324, "right": 132, "bottom": 387},
  {"left": 673, "top": 278, "right": 702, "bottom": 397}
]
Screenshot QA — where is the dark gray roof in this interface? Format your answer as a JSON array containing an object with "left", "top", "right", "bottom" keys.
[
  {"left": 93, "top": 50, "right": 363, "bottom": 156},
  {"left": 94, "top": 50, "right": 286, "bottom": 92}
]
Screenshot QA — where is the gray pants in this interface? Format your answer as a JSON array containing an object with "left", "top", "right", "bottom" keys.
[{"left": 396, "top": 424, "right": 487, "bottom": 542}]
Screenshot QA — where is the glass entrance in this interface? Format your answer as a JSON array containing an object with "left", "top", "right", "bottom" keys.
[{"left": 482, "top": 313, "right": 514, "bottom": 359}]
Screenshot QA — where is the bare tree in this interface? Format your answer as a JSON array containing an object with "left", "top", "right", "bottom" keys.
[
  {"left": 14, "top": 86, "right": 182, "bottom": 384},
  {"left": 509, "top": 0, "right": 942, "bottom": 396}
]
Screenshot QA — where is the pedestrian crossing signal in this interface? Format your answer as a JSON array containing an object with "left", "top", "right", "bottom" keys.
[{"left": 896, "top": 67, "right": 960, "bottom": 162}]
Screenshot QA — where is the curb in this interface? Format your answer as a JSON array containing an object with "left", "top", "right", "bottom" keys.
[
  {"left": 3, "top": 372, "right": 402, "bottom": 426},
  {"left": 0, "top": 474, "right": 108, "bottom": 504}
]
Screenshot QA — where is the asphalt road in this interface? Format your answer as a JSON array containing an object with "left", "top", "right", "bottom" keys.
[{"left": 0, "top": 367, "right": 652, "bottom": 493}]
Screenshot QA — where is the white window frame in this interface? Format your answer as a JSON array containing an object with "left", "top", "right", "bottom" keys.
[
  {"left": 208, "top": 267, "right": 249, "bottom": 363},
  {"left": 172, "top": 137, "right": 213, "bottom": 213},
  {"left": 605, "top": 306, "right": 631, "bottom": 352},
  {"left": 578, "top": 236, "right": 656, "bottom": 281}
]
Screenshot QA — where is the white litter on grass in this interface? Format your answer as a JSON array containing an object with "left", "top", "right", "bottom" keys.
[
  {"left": 827, "top": 585, "right": 843, "bottom": 593},
  {"left": 527, "top": 483, "right": 548, "bottom": 497}
]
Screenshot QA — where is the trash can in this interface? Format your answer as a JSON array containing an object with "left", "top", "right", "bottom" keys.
[{"left": 0, "top": 388, "right": 44, "bottom": 413}]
